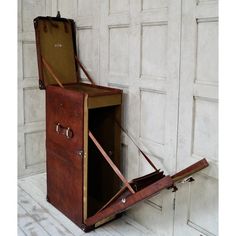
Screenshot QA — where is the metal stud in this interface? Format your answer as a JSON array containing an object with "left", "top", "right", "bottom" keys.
[{"left": 121, "top": 198, "right": 126, "bottom": 204}]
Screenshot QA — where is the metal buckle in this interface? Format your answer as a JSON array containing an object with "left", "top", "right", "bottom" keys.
[
  {"left": 66, "top": 127, "right": 72, "bottom": 139},
  {"left": 56, "top": 123, "right": 61, "bottom": 133}
]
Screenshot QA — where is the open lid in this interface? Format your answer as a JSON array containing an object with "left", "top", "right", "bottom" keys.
[{"left": 34, "top": 16, "right": 79, "bottom": 89}]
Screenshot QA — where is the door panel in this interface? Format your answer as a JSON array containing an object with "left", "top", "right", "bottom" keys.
[
  {"left": 18, "top": 0, "right": 53, "bottom": 177},
  {"left": 174, "top": 0, "right": 218, "bottom": 235}
]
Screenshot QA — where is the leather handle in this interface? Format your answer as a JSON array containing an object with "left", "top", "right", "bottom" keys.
[{"left": 55, "top": 123, "right": 73, "bottom": 139}]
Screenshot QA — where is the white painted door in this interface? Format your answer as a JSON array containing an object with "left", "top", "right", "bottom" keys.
[
  {"left": 174, "top": 0, "right": 218, "bottom": 235},
  {"left": 75, "top": 0, "right": 100, "bottom": 85},
  {"left": 18, "top": 0, "right": 52, "bottom": 177},
  {"left": 18, "top": 0, "right": 79, "bottom": 177},
  {"left": 99, "top": 1, "right": 182, "bottom": 235}
]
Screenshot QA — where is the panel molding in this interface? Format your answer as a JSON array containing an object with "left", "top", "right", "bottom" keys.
[
  {"left": 191, "top": 96, "right": 218, "bottom": 162},
  {"left": 23, "top": 87, "right": 45, "bottom": 125},
  {"left": 141, "top": 0, "right": 168, "bottom": 12},
  {"left": 18, "top": 0, "right": 53, "bottom": 177},
  {"left": 139, "top": 89, "right": 166, "bottom": 146},
  {"left": 77, "top": 27, "right": 93, "bottom": 80},
  {"left": 140, "top": 22, "right": 168, "bottom": 79},
  {"left": 174, "top": 0, "right": 218, "bottom": 234},
  {"left": 21, "top": 0, "right": 47, "bottom": 33},
  {"left": 186, "top": 174, "right": 218, "bottom": 236},
  {"left": 24, "top": 130, "right": 46, "bottom": 168},
  {"left": 109, "top": 0, "right": 130, "bottom": 15},
  {"left": 145, "top": 200, "right": 162, "bottom": 211},
  {"left": 195, "top": 18, "right": 218, "bottom": 85},
  {"left": 108, "top": 25, "right": 130, "bottom": 78},
  {"left": 187, "top": 220, "right": 216, "bottom": 236},
  {"left": 22, "top": 41, "right": 38, "bottom": 80}
]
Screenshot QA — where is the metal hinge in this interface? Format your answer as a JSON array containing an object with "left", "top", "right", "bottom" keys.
[{"left": 173, "top": 198, "right": 176, "bottom": 210}]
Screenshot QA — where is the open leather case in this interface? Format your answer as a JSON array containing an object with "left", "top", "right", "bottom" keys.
[{"left": 34, "top": 15, "right": 209, "bottom": 232}]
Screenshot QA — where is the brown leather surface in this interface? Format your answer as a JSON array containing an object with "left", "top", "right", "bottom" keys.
[
  {"left": 46, "top": 85, "right": 84, "bottom": 152},
  {"left": 46, "top": 148, "right": 83, "bottom": 226},
  {"left": 171, "top": 158, "right": 209, "bottom": 182},
  {"left": 46, "top": 85, "right": 85, "bottom": 227}
]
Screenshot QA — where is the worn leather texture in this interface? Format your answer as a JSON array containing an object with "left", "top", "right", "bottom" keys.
[
  {"left": 46, "top": 86, "right": 85, "bottom": 227},
  {"left": 46, "top": 86, "right": 84, "bottom": 153}
]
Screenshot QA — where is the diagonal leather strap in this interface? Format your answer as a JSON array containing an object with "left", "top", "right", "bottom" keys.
[
  {"left": 42, "top": 57, "right": 64, "bottom": 88},
  {"left": 114, "top": 119, "right": 158, "bottom": 171},
  {"left": 75, "top": 56, "right": 95, "bottom": 85},
  {"left": 89, "top": 131, "right": 135, "bottom": 194}
]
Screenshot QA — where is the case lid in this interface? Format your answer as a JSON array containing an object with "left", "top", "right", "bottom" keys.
[{"left": 34, "top": 16, "right": 79, "bottom": 89}]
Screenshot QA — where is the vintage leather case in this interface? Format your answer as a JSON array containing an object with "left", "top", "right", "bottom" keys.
[{"left": 34, "top": 16, "right": 209, "bottom": 232}]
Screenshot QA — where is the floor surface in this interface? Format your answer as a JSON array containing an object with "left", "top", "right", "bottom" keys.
[{"left": 18, "top": 173, "right": 154, "bottom": 236}]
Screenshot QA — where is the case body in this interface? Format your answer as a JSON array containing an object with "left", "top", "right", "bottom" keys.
[{"left": 34, "top": 16, "right": 209, "bottom": 232}]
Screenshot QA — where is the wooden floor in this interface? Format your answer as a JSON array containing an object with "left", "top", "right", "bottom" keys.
[{"left": 18, "top": 173, "right": 154, "bottom": 236}]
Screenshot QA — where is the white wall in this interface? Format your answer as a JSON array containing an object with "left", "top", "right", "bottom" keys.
[{"left": 18, "top": 0, "right": 218, "bottom": 235}]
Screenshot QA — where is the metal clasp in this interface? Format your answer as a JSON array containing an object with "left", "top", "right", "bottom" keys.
[
  {"left": 65, "top": 127, "right": 72, "bottom": 139},
  {"left": 56, "top": 123, "right": 61, "bottom": 133}
]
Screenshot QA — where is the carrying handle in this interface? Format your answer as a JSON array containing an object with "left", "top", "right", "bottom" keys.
[{"left": 56, "top": 123, "right": 73, "bottom": 139}]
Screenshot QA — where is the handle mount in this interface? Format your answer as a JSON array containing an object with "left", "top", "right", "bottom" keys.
[{"left": 55, "top": 123, "right": 73, "bottom": 139}]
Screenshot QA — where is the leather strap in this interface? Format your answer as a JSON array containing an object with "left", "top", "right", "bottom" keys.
[
  {"left": 41, "top": 57, "right": 64, "bottom": 88},
  {"left": 89, "top": 131, "right": 135, "bottom": 194},
  {"left": 75, "top": 56, "right": 95, "bottom": 85},
  {"left": 114, "top": 119, "right": 158, "bottom": 171}
]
